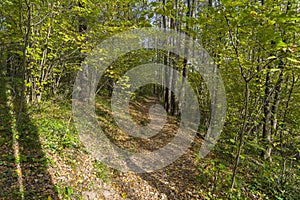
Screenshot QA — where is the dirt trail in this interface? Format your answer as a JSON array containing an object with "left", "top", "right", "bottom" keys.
[{"left": 107, "top": 97, "right": 204, "bottom": 200}]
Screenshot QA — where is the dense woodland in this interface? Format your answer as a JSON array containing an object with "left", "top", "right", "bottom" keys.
[{"left": 0, "top": 0, "right": 299, "bottom": 199}]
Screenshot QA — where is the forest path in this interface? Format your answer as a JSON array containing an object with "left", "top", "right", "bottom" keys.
[{"left": 98, "top": 96, "right": 205, "bottom": 199}]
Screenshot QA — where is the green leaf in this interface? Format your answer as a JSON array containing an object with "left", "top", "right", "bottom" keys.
[
  {"left": 287, "top": 57, "right": 300, "bottom": 63},
  {"left": 267, "top": 56, "right": 277, "bottom": 60},
  {"left": 270, "top": 68, "right": 280, "bottom": 72},
  {"left": 277, "top": 40, "right": 287, "bottom": 47}
]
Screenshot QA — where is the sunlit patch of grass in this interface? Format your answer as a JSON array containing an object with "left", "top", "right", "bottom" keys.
[
  {"left": 92, "top": 160, "right": 111, "bottom": 182},
  {"left": 31, "top": 102, "right": 82, "bottom": 155}
]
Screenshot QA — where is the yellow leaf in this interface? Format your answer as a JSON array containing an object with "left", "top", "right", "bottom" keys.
[
  {"left": 121, "top": 192, "right": 127, "bottom": 199},
  {"left": 250, "top": 11, "right": 257, "bottom": 16},
  {"left": 15, "top": 169, "right": 22, "bottom": 176}
]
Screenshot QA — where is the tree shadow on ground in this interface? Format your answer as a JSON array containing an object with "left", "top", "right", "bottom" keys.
[
  {"left": 0, "top": 76, "right": 58, "bottom": 199},
  {"left": 0, "top": 77, "right": 20, "bottom": 198}
]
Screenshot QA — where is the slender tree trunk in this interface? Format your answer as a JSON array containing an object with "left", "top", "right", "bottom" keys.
[
  {"left": 231, "top": 80, "right": 250, "bottom": 188},
  {"left": 262, "top": 70, "right": 272, "bottom": 161}
]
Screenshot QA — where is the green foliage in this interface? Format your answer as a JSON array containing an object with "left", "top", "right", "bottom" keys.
[
  {"left": 92, "top": 160, "right": 110, "bottom": 182},
  {"left": 31, "top": 102, "right": 81, "bottom": 154},
  {"left": 55, "top": 183, "right": 74, "bottom": 200}
]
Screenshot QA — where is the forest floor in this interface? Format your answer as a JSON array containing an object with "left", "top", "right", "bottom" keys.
[
  {"left": 44, "top": 96, "right": 208, "bottom": 200},
  {"left": 2, "top": 80, "right": 297, "bottom": 199},
  {"left": 0, "top": 79, "right": 209, "bottom": 200}
]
